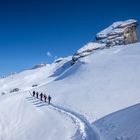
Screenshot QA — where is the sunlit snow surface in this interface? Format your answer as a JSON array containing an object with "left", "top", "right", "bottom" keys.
[{"left": 0, "top": 43, "right": 140, "bottom": 140}]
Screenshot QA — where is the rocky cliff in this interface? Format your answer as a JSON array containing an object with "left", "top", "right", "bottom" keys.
[
  {"left": 96, "top": 19, "right": 138, "bottom": 47},
  {"left": 72, "top": 19, "right": 138, "bottom": 62}
]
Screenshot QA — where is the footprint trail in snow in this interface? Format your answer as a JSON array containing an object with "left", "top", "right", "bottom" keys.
[
  {"left": 28, "top": 96, "right": 100, "bottom": 140},
  {"left": 50, "top": 104, "right": 100, "bottom": 140}
]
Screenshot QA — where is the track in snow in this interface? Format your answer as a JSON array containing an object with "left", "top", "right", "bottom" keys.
[
  {"left": 50, "top": 104, "right": 100, "bottom": 140},
  {"left": 28, "top": 96, "right": 100, "bottom": 140}
]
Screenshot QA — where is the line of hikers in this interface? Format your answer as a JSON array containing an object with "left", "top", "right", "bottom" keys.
[{"left": 32, "top": 91, "right": 52, "bottom": 104}]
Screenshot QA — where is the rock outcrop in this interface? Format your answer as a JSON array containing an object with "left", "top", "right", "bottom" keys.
[
  {"left": 31, "top": 63, "right": 48, "bottom": 69},
  {"left": 96, "top": 19, "right": 138, "bottom": 47},
  {"left": 72, "top": 42, "right": 106, "bottom": 62},
  {"left": 54, "top": 58, "right": 63, "bottom": 63},
  {"left": 72, "top": 19, "right": 138, "bottom": 63}
]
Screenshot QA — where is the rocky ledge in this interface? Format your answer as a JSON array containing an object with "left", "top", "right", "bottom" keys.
[
  {"left": 72, "top": 19, "right": 138, "bottom": 62},
  {"left": 72, "top": 42, "right": 106, "bottom": 62},
  {"left": 96, "top": 19, "right": 138, "bottom": 47}
]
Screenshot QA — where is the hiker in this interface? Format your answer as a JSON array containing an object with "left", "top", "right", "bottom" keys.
[
  {"left": 48, "top": 95, "right": 51, "bottom": 104},
  {"left": 36, "top": 92, "right": 39, "bottom": 98},
  {"left": 40, "top": 93, "right": 43, "bottom": 101},
  {"left": 44, "top": 94, "right": 47, "bottom": 102},
  {"left": 32, "top": 91, "right": 35, "bottom": 97}
]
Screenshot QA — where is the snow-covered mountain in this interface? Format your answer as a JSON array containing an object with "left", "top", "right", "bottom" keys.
[{"left": 0, "top": 20, "right": 140, "bottom": 140}]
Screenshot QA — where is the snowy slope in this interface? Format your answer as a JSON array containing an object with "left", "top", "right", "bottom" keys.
[
  {"left": 0, "top": 92, "right": 76, "bottom": 140},
  {"left": 94, "top": 103, "right": 140, "bottom": 140},
  {"left": 37, "top": 42, "right": 140, "bottom": 122},
  {"left": 0, "top": 42, "right": 140, "bottom": 140},
  {"left": 0, "top": 56, "right": 72, "bottom": 93}
]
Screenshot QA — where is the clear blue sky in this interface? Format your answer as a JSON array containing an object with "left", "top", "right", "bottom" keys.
[{"left": 0, "top": 0, "right": 140, "bottom": 76}]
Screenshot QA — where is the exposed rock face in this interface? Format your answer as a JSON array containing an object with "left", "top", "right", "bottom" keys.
[
  {"left": 31, "top": 63, "right": 48, "bottom": 69},
  {"left": 72, "top": 19, "right": 138, "bottom": 63},
  {"left": 72, "top": 42, "right": 106, "bottom": 62},
  {"left": 96, "top": 19, "right": 138, "bottom": 47},
  {"left": 54, "top": 58, "right": 63, "bottom": 63}
]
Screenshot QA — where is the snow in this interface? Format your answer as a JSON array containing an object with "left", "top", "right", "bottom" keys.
[
  {"left": 0, "top": 42, "right": 140, "bottom": 140},
  {"left": 38, "top": 42, "right": 140, "bottom": 122},
  {"left": 0, "top": 56, "right": 72, "bottom": 93},
  {"left": 94, "top": 103, "right": 140, "bottom": 140},
  {"left": 0, "top": 93, "right": 76, "bottom": 140},
  {"left": 50, "top": 104, "right": 99, "bottom": 140}
]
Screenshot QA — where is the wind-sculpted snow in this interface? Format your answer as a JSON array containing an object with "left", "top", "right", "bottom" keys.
[{"left": 94, "top": 103, "right": 140, "bottom": 140}]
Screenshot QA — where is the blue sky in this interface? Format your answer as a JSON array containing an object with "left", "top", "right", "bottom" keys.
[{"left": 0, "top": 0, "right": 140, "bottom": 76}]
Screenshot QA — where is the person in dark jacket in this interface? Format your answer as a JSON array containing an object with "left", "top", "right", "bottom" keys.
[
  {"left": 40, "top": 93, "right": 43, "bottom": 101},
  {"left": 44, "top": 94, "right": 47, "bottom": 102},
  {"left": 36, "top": 92, "right": 39, "bottom": 98},
  {"left": 48, "top": 95, "right": 51, "bottom": 104},
  {"left": 32, "top": 91, "right": 35, "bottom": 97}
]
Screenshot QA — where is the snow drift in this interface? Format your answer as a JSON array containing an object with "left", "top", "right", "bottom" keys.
[{"left": 94, "top": 103, "right": 140, "bottom": 140}]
